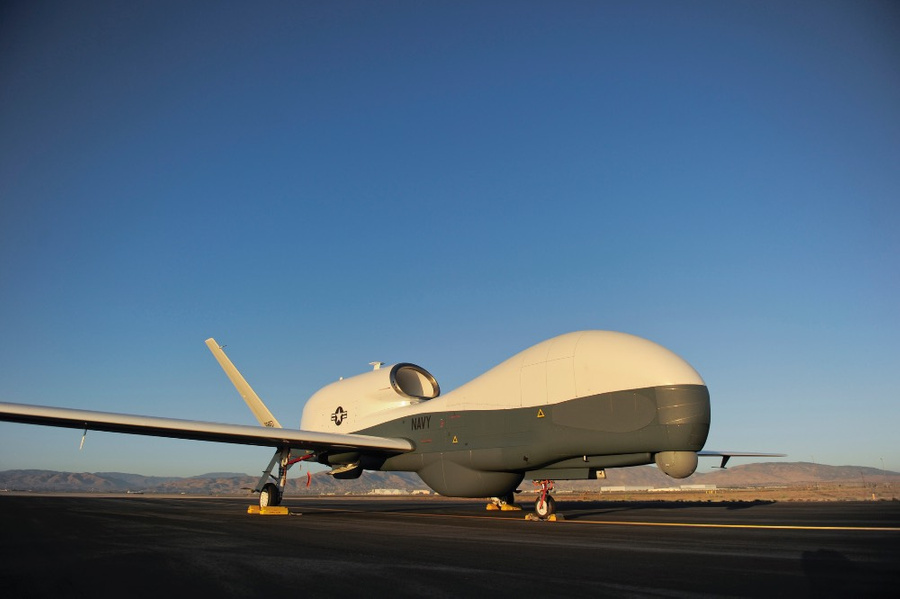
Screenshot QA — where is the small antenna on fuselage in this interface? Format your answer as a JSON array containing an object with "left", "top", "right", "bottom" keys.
[{"left": 370, "top": 361, "right": 384, "bottom": 370}]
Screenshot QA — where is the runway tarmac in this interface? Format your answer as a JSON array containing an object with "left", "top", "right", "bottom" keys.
[{"left": 1, "top": 494, "right": 897, "bottom": 597}]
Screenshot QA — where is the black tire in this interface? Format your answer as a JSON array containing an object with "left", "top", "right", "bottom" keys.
[
  {"left": 260, "top": 483, "right": 281, "bottom": 508},
  {"left": 535, "top": 495, "right": 556, "bottom": 519}
]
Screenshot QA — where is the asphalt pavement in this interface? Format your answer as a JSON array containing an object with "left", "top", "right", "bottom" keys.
[{"left": 1, "top": 494, "right": 897, "bottom": 597}]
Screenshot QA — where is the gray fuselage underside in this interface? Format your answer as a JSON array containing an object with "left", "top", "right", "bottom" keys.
[{"left": 351, "top": 384, "right": 710, "bottom": 497}]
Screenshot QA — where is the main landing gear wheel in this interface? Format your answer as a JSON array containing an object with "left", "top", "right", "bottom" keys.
[
  {"left": 259, "top": 483, "right": 282, "bottom": 508},
  {"left": 535, "top": 495, "right": 556, "bottom": 519}
]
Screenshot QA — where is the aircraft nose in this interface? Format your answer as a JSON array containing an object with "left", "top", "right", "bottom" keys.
[
  {"left": 656, "top": 385, "right": 710, "bottom": 425},
  {"left": 656, "top": 385, "right": 710, "bottom": 450}
]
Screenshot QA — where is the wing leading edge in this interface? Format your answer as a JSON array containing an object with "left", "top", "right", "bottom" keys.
[{"left": 0, "top": 402, "right": 414, "bottom": 453}]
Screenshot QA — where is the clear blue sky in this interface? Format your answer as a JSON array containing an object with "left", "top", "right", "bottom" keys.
[{"left": 1, "top": 1, "right": 897, "bottom": 477}]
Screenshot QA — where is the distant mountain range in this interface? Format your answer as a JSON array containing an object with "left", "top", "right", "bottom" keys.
[{"left": 1, "top": 462, "right": 895, "bottom": 495}]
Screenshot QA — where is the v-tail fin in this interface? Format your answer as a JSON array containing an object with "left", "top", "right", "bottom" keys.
[{"left": 205, "top": 338, "right": 282, "bottom": 428}]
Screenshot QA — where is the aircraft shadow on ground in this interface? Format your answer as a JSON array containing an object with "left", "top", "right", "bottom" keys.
[
  {"left": 279, "top": 498, "right": 778, "bottom": 519},
  {"left": 559, "top": 499, "right": 777, "bottom": 519},
  {"left": 284, "top": 499, "right": 475, "bottom": 516}
]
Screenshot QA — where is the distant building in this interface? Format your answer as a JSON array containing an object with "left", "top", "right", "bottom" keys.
[{"left": 600, "top": 484, "right": 717, "bottom": 493}]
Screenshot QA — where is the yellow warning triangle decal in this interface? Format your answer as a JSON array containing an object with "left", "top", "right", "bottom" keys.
[
  {"left": 537, "top": 409, "right": 545, "bottom": 418},
  {"left": 452, "top": 435, "right": 458, "bottom": 444}
]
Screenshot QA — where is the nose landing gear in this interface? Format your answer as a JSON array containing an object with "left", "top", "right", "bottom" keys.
[{"left": 527, "top": 480, "right": 562, "bottom": 521}]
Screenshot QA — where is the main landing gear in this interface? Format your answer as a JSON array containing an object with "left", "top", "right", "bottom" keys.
[
  {"left": 486, "top": 492, "right": 522, "bottom": 512},
  {"left": 254, "top": 448, "right": 313, "bottom": 509}
]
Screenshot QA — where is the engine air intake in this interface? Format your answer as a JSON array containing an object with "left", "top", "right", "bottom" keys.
[{"left": 391, "top": 363, "right": 440, "bottom": 399}]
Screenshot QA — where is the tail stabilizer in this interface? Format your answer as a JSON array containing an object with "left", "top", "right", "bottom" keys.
[
  {"left": 205, "top": 338, "right": 282, "bottom": 428},
  {"left": 698, "top": 451, "right": 786, "bottom": 469}
]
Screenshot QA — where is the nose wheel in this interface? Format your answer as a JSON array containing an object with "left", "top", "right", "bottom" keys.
[
  {"left": 535, "top": 494, "right": 556, "bottom": 518},
  {"left": 532, "top": 479, "right": 557, "bottom": 520}
]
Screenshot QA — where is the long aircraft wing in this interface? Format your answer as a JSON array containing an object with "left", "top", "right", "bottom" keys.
[{"left": 0, "top": 402, "right": 414, "bottom": 453}]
